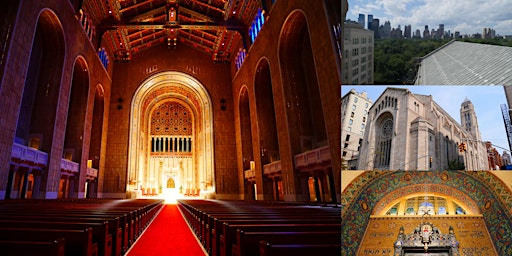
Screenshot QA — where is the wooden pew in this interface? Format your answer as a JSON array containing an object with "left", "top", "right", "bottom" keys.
[
  {"left": 0, "top": 204, "right": 150, "bottom": 250},
  {"left": 0, "top": 238, "right": 66, "bottom": 256},
  {"left": 203, "top": 211, "right": 339, "bottom": 247},
  {"left": 0, "top": 227, "right": 97, "bottom": 256},
  {"left": 176, "top": 199, "right": 340, "bottom": 256},
  {"left": 0, "top": 220, "right": 111, "bottom": 256},
  {"left": 209, "top": 216, "right": 339, "bottom": 256},
  {"left": 0, "top": 211, "right": 126, "bottom": 255},
  {"left": 232, "top": 230, "right": 340, "bottom": 256},
  {"left": 259, "top": 241, "right": 340, "bottom": 256},
  {"left": 0, "top": 199, "right": 163, "bottom": 256},
  {"left": 185, "top": 203, "right": 339, "bottom": 245},
  {"left": 217, "top": 223, "right": 340, "bottom": 256}
]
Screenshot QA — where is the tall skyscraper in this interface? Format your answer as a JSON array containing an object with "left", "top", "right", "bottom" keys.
[
  {"left": 381, "top": 21, "right": 391, "bottom": 39},
  {"left": 404, "top": 25, "right": 412, "bottom": 38},
  {"left": 483, "top": 28, "right": 496, "bottom": 39},
  {"left": 371, "top": 18, "right": 380, "bottom": 39},
  {"left": 367, "top": 14, "right": 373, "bottom": 30},
  {"left": 438, "top": 24, "right": 445, "bottom": 39},
  {"left": 358, "top": 14, "right": 365, "bottom": 28},
  {"left": 423, "top": 25, "right": 430, "bottom": 39},
  {"left": 415, "top": 29, "right": 421, "bottom": 38}
]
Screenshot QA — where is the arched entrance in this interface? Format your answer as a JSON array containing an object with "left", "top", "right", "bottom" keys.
[{"left": 127, "top": 71, "right": 214, "bottom": 197}]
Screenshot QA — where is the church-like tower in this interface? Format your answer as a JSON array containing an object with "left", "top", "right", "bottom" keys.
[
  {"left": 460, "top": 98, "right": 482, "bottom": 141},
  {"left": 460, "top": 97, "right": 488, "bottom": 170}
]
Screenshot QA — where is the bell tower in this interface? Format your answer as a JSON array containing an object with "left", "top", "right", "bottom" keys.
[{"left": 460, "top": 97, "right": 482, "bottom": 141}]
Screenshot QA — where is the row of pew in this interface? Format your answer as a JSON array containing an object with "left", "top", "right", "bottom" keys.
[
  {"left": 0, "top": 198, "right": 164, "bottom": 256},
  {"left": 177, "top": 199, "right": 341, "bottom": 256}
]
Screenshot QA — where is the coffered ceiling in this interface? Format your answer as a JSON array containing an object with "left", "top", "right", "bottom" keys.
[{"left": 84, "top": 0, "right": 261, "bottom": 62}]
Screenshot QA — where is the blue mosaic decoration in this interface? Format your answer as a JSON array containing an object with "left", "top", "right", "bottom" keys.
[{"left": 341, "top": 171, "right": 512, "bottom": 255}]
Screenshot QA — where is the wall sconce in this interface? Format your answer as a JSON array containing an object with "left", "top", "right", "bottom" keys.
[
  {"left": 117, "top": 97, "right": 123, "bottom": 110},
  {"left": 220, "top": 98, "right": 226, "bottom": 111}
]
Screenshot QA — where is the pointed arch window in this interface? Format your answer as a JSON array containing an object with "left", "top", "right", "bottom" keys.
[{"left": 374, "top": 118, "right": 393, "bottom": 169}]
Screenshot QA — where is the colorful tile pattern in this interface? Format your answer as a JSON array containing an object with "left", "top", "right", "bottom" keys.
[{"left": 341, "top": 171, "right": 512, "bottom": 255}]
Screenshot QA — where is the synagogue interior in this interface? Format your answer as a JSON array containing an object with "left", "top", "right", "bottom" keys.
[{"left": 0, "top": 0, "right": 342, "bottom": 255}]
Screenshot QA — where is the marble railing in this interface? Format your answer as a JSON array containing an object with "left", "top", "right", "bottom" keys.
[
  {"left": 295, "top": 145, "right": 331, "bottom": 170},
  {"left": 11, "top": 143, "right": 48, "bottom": 167},
  {"left": 263, "top": 160, "right": 282, "bottom": 175},
  {"left": 61, "top": 159, "right": 79, "bottom": 174},
  {"left": 244, "top": 169, "right": 255, "bottom": 180},
  {"left": 87, "top": 167, "right": 98, "bottom": 178}
]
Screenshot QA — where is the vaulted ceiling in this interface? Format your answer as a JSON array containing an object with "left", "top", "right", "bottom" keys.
[{"left": 84, "top": 0, "right": 261, "bottom": 62}]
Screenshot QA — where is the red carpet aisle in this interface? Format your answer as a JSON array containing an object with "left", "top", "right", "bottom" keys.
[{"left": 126, "top": 205, "right": 207, "bottom": 256}]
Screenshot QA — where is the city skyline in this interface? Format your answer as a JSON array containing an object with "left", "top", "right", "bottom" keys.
[
  {"left": 347, "top": 0, "right": 512, "bottom": 36},
  {"left": 342, "top": 85, "right": 510, "bottom": 156}
]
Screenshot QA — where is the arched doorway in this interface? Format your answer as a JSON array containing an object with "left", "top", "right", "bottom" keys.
[{"left": 127, "top": 71, "right": 214, "bottom": 198}]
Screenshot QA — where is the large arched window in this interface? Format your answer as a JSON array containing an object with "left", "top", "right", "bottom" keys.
[
  {"left": 374, "top": 114, "right": 393, "bottom": 169},
  {"left": 383, "top": 195, "right": 469, "bottom": 216}
]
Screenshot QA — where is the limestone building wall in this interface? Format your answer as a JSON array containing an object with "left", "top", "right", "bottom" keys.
[{"left": 358, "top": 87, "right": 488, "bottom": 171}]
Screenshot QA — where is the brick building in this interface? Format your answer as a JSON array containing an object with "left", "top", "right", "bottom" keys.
[
  {"left": 0, "top": 0, "right": 342, "bottom": 202},
  {"left": 486, "top": 142, "right": 503, "bottom": 170}
]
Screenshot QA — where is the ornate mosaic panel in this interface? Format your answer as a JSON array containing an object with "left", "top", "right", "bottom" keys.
[
  {"left": 358, "top": 216, "right": 496, "bottom": 255},
  {"left": 140, "top": 84, "right": 203, "bottom": 134},
  {"left": 151, "top": 101, "right": 192, "bottom": 136},
  {"left": 341, "top": 171, "right": 512, "bottom": 255},
  {"left": 372, "top": 184, "right": 480, "bottom": 215}
]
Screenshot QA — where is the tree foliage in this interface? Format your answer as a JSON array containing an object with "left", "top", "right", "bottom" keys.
[
  {"left": 374, "top": 39, "right": 450, "bottom": 84},
  {"left": 447, "top": 159, "right": 465, "bottom": 170}
]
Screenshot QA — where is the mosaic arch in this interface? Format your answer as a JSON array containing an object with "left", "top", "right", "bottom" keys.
[
  {"left": 127, "top": 71, "right": 214, "bottom": 194},
  {"left": 341, "top": 171, "right": 512, "bottom": 255},
  {"left": 372, "top": 184, "right": 480, "bottom": 215}
]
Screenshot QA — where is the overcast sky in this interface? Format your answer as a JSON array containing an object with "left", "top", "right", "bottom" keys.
[
  {"left": 342, "top": 85, "right": 511, "bottom": 155},
  {"left": 346, "top": 0, "right": 512, "bottom": 36}
]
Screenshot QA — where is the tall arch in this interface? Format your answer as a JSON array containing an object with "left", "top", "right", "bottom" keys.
[
  {"left": 254, "top": 59, "right": 281, "bottom": 200},
  {"left": 238, "top": 86, "right": 255, "bottom": 200},
  {"left": 341, "top": 171, "right": 512, "bottom": 255},
  {"left": 9, "top": 9, "right": 65, "bottom": 199},
  {"left": 62, "top": 56, "right": 90, "bottom": 199},
  {"left": 127, "top": 71, "right": 214, "bottom": 196},
  {"left": 87, "top": 84, "right": 105, "bottom": 198},
  {"left": 278, "top": 10, "right": 332, "bottom": 202},
  {"left": 278, "top": 10, "right": 327, "bottom": 154}
]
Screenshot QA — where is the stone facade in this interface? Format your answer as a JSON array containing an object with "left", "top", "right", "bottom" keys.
[{"left": 358, "top": 87, "right": 488, "bottom": 171}]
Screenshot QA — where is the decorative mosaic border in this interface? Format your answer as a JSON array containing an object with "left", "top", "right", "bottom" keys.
[
  {"left": 372, "top": 184, "right": 480, "bottom": 214},
  {"left": 341, "top": 171, "right": 512, "bottom": 255}
]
